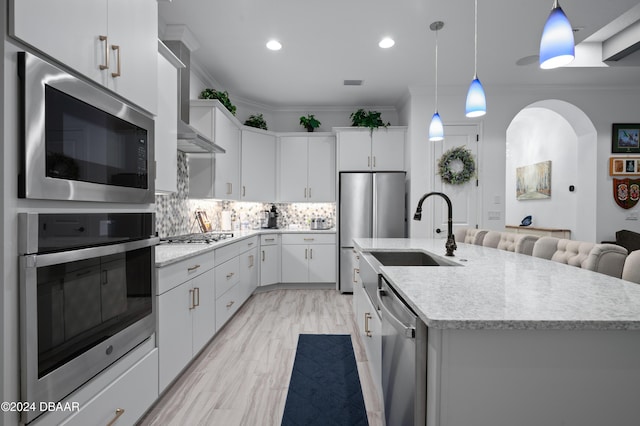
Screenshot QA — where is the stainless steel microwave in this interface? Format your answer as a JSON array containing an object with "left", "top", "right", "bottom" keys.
[{"left": 18, "top": 52, "right": 155, "bottom": 203}]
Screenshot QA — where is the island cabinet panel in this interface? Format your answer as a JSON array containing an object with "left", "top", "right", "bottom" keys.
[
  {"left": 278, "top": 135, "right": 336, "bottom": 202},
  {"left": 156, "top": 254, "right": 216, "bottom": 393},
  {"left": 10, "top": 0, "right": 159, "bottom": 114},
  {"left": 241, "top": 130, "right": 277, "bottom": 201},
  {"left": 427, "top": 328, "right": 640, "bottom": 426},
  {"left": 281, "top": 234, "right": 336, "bottom": 283},
  {"left": 337, "top": 127, "right": 406, "bottom": 171}
]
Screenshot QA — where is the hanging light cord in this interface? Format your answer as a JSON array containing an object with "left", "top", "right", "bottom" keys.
[
  {"left": 473, "top": 0, "right": 478, "bottom": 79},
  {"left": 434, "top": 27, "right": 439, "bottom": 110}
]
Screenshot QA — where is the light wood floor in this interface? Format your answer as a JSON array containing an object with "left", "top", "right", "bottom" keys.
[{"left": 138, "top": 289, "right": 384, "bottom": 426}]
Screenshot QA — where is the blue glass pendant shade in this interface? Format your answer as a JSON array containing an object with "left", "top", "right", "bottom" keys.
[
  {"left": 429, "top": 112, "right": 444, "bottom": 141},
  {"left": 539, "top": 4, "right": 575, "bottom": 69},
  {"left": 465, "top": 77, "right": 486, "bottom": 117}
]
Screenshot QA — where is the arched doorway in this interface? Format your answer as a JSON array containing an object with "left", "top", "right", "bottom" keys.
[{"left": 506, "top": 100, "right": 597, "bottom": 241}]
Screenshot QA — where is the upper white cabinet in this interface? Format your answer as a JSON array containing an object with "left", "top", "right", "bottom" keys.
[
  {"left": 241, "top": 129, "right": 277, "bottom": 202},
  {"left": 155, "top": 44, "right": 183, "bottom": 193},
  {"left": 279, "top": 135, "right": 336, "bottom": 202},
  {"left": 336, "top": 127, "right": 406, "bottom": 171},
  {"left": 10, "top": 0, "right": 158, "bottom": 114},
  {"left": 189, "top": 100, "right": 242, "bottom": 199}
]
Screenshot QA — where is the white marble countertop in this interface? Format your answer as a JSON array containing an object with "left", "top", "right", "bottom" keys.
[
  {"left": 354, "top": 237, "right": 640, "bottom": 331},
  {"left": 156, "top": 228, "right": 336, "bottom": 267}
]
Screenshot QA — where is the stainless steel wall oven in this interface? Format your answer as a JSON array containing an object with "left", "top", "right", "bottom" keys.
[
  {"left": 19, "top": 213, "right": 158, "bottom": 423},
  {"left": 18, "top": 51, "right": 155, "bottom": 203}
]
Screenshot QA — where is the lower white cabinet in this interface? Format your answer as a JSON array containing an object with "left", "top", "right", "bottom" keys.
[
  {"left": 60, "top": 349, "right": 158, "bottom": 426},
  {"left": 281, "top": 234, "right": 336, "bottom": 283},
  {"left": 260, "top": 234, "right": 280, "bottom": 286},
  {"left": 352, "top": 250, "right": 382, "bottom": 401},
  {"left": 156, "top": 252, "right": 216, "bottom": 393}
]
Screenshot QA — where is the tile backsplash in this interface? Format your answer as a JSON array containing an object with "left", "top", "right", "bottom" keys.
[{"left": 155, "top": 152, "right": 335, "bottom": 237}]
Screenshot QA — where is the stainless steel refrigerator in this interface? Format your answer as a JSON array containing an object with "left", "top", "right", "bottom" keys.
[{"left": 339, "top": 172, "right": 406, "bottom": 293}]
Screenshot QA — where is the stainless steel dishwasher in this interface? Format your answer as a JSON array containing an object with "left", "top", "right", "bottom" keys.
[{"left": 378, "top": 275, "right": 427, "bottom": 426}]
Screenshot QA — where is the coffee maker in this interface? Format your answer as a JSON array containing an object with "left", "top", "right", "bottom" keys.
[{"left": 267, "top": 204, "right": 279, "bottom": 229}]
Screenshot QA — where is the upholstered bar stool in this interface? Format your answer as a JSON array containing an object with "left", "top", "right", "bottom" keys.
[
  {"left": 622, "top": 250, "right": 640, "bottom": 284},
  {"left": 454, "top": 228, "right": 488, "bottom": 245}
]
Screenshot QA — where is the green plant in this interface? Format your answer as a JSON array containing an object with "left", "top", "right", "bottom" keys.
[
  {"left": 244, "top": 113, "right": 268, "bottom": 130},
  {"left": 199, "top": 88, "right": 237, "bottom": 116},
  {"left": 349, "top": 109, "right": 390, "bottom": 132},
  {"left": 299, "top": 114, "right": 321, "bottom": 132}
]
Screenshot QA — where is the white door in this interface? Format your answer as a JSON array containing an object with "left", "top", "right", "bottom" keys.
[
  {"left": 432, "top": 124, "right": 480, "bottom": 239},
  {"left": 241, "top": 130, "right": 276, "bottom": 201},
  {"left": 307, "top": 136, "right": 336, "bottom": 201},
  {"left": 279, "top": 137, "right": 308, "bottom": 202}
]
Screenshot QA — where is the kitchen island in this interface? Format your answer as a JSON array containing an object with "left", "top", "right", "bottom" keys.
[{"left": 354, "top": 237, "right": 640, "bottom": 426}]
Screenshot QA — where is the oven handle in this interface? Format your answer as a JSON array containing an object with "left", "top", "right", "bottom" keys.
[
  {"left": 377, "top": 287, "right": 416, "bottom": 339},
  {"left": 22, "top": 237, "right": 159, "bottom": 268}
]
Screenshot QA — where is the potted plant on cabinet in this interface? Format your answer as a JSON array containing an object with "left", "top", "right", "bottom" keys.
[
  {"left": 350, "top": 108, "right": 390, "bottom": 134},
  {"left": 244, "top": 113, "right": 268, "bottom": 130},
  {"left": 199, "top": 88, "right": 237, "bottom": 116},
  {"left": 299, "top": 114, "right": 321, "bottom": 132}
]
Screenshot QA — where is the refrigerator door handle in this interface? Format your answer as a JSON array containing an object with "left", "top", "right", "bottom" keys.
[{"left": 372, "top": 174, "right": 378, "bottom": 238}]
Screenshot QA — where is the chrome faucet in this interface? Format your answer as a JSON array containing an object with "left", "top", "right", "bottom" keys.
[{"left": 413, "top": 192, "right": 457, "bottom": 256}]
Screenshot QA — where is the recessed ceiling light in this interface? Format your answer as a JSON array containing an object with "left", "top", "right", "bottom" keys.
[
  {"left": 379, "top": 37, "right": 395, "bottom": 49},
  {"left": 266, "top": 40, "right": 282, "bottom": 51}
]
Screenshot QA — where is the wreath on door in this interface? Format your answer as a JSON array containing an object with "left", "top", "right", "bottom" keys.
[{"left": 437, "top": 146, "right": 476, "bottom": 185}]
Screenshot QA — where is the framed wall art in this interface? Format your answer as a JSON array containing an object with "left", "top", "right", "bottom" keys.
[
  {"left": 612, "top": 124, "right": 640, "bottom": 153},
  {"left": 609, "top": 157, "right": 640, "bottom": 176},
  {"left": 516, "top": 160, "right": 551, "bottom": 200}
]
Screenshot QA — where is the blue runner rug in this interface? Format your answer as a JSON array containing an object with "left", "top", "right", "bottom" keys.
[{"left": 281, "top": 334, "right": 369, "bottom": 426}]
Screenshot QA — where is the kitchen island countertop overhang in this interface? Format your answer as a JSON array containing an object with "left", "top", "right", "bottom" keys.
[{"left": 354, "top": 237, "right": 640, "bottom": 331}]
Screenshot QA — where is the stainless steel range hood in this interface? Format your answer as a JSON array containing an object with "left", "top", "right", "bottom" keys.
[
  {"left": 177, "top": 119, "right": 225, "bottom": 153},
  {"left": 164, "top": 39, "right": 225, "bottom": 154}
]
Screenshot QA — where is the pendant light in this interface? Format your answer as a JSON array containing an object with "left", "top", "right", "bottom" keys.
[
  {"left": 429, "top": 21, "right": 444, "bottom": 142},
  {"left": 539, "top": 0, "right": 575, "bottom": 69},
  {"left": 465, "top": 0, "right": 486, "bottom": 117}
]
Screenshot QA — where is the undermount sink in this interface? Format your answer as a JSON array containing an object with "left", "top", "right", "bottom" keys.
[{"left": 369, "top": 250, "right": 460, "bottom": 267}]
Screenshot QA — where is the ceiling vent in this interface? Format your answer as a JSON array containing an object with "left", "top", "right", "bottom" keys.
[{"left": 343, "top": 79, "right": 364, "bottom": 86}]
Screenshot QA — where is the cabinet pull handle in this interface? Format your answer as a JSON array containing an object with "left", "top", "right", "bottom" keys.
[
  {"left": 226, "top": 272, "right": 234, "bottom": 279},
  {"left": 364, "top": 313, "right": 372, "bottom": 337},
  {"left": 262, "top": 250, "right": 265, "bottom": 262},
  {"left": 265, "top": 238, "right": 275, "bottom": 242},
  {"left": 248, "top": 242, "right": 254, "bottom": 246},
  {"left": 304, "top": 187, "right": 307, "bottom": 198},
  {"left": 189, "top": 289, "right": 195, "bottom": 310},
  {"left": 188, "top": 264, "right": 201, "bottom": 272},
  {"left": 353, "top": 268, "right": 359, "bottom": 283},
  {"left": 106, "top": 408, "right": 125, "bottom": 426},
  {"left": 226, "top": 300, "right": 235, "bottom": 308},
  {"left": 305, "top": 248, "right": 308, "bottom": 259},
  {"left": 195, "top": 287, "right": 200, "bottom": 307},
  {"left": 308, "top": 187, "right": 312, "bottom": 198},
  {"left": 303, "top": 238, "right": 315, "bottom": 241},
  {"left": 368, "top": 156, "right": 371, "bottom": 167},
  {"left": 111, "top": 45, "right": 121, "bottom": 77},
  {"left": 99, "top": 35, "right": 109, "bottom": 70},
  {"left": 102, "top": 270, "right": 108, "bottom": 285},
  {"left": 373, "top": 156, "right": 376, "bottom": 167},
  {"left": 249, "top": 255, "right": 254, "bottom": 268},
  {"left": 310, "top": 248, "right": 313, "bottom": 259},
  {"left": 242, "top": 186, "right": 246, "bottom": 197}
]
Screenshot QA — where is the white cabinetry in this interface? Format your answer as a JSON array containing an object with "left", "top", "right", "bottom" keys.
[
  {"left": 281, "top": 234, "right": 336, "bottom": 283},
  {"left": 155, "top": 44, "right": 182, "bottom": 193},
  {"left": 260, "top": 234, "right": 281, "bottom": 286},
  {"left": 352, "top": 251, "right": 382, "bottom": 401},
  {"left": 59, "top": 349, "right": 158, "bottom": 426},
  {"left": 337, "top": 127, "right": 406, "bottom": 171},
  {"left": 241, "top": 129, "right": 277, "bottom": 201},
  {"left": 214, "top": 237, "right": 259, "bottom": 331},
  {"left": 279, "top": 135, "right": 335, "bottom": 202},
  {"left": 156, "top": 251, "right": 216, "bottom": 392},
  {"left": 10, "top": 0, "right": 158, "bottom": 113},
  {"left": 189, "top": 100, "right": 241, "bottom": 199}
]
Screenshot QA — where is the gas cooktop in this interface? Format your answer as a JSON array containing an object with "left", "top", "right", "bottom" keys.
[{"left": 160, "top": 232, "right": 234, "bottom": 244}]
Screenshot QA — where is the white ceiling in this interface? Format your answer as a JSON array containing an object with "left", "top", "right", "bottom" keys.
[{"left": 158, "top": 0, "right": 640, "bottom": 108}]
